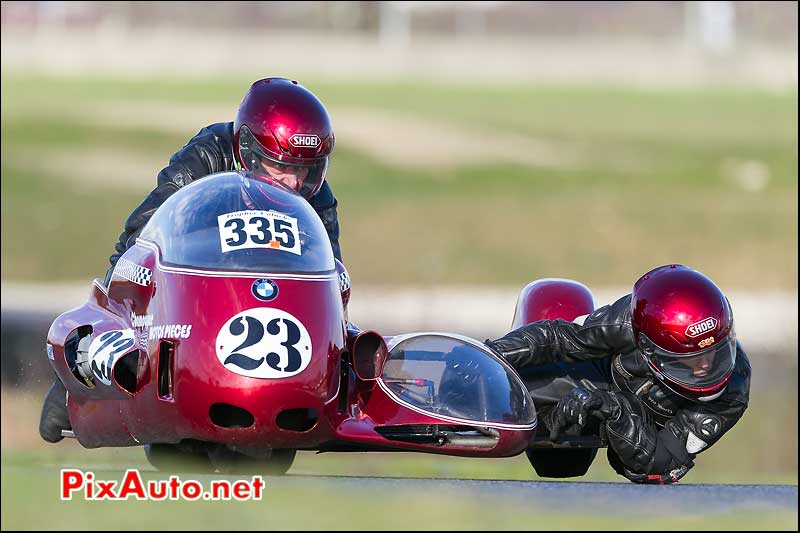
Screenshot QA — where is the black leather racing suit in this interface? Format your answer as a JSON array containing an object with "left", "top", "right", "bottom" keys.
[
  {"left": 485, "top": 294, "right": 751, "bottom": 483},
  {"left": 108, "top": 122, "right": 342, "bottom": 271}
]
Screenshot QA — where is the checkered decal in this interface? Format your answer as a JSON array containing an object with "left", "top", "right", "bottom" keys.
[
  {"left": 339, "top": 271, "right": 351, "bottom": 292},
  {"left": 138, "top": 332, "right": 149, "bottom": 350},
  {"left": 114, "top": 258, "right": 152, "bottom": 286}
]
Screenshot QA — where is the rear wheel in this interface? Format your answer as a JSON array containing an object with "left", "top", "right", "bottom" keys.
[{"left": 526, "top": 447, "right": 598, "bottom": 478}]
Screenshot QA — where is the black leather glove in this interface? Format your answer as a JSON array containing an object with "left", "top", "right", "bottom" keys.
[
  {"left": 607, "top": 447, "right": 692, "bottom": 484},
  {"left": 603, "top": 392, "right": 696, "bottom": 484},
  {"left": 545, "top": 386, "right": 621, "bottom": 441},
  {"left": 625, "top": 465, "right": 692, "bottom": 485}
]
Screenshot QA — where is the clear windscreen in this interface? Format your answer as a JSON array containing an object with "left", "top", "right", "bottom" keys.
[
  {"left": 380, "top": 334, "right": 536, "bottom": 426},
  {"left": 138, "top": 172, "right": 335, "bottom": 274}
]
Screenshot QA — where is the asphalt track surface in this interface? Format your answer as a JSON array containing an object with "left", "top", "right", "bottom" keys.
[
  {"left": 244, "top": 475, "right": 799, "bottom": 514},
  {"left": 70, "top": 463, "right": 797, "bottom": 513}
]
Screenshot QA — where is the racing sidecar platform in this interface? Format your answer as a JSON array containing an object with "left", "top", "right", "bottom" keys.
[{"left": 45, "top": 172, "right": 543, "bottom": 474}]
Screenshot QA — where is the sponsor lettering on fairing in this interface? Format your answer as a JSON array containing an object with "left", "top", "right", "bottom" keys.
[
  {"left": 130, "top": 312, "right": 154, "bottom": 329},
  {"left": 60, "top": 469, "right": 265, "bottom": 501},
  {"left": 149, "top": 324, "right": 193, "bottom": 340}
]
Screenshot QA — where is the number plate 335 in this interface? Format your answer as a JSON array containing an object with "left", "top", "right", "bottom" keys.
[
  {"left": 216, "top": 308, "right": 313, "bottom": 379},
  {"left": 218, "top": 210, "right": 302, "bottom": 255}
]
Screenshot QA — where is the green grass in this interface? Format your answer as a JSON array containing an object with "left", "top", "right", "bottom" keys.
[
  {"left": 0, "top": 166, "right": 140, "bottom": 280},
  {"left": 1, "top": 75, "right": 797, "bottom": 288}
]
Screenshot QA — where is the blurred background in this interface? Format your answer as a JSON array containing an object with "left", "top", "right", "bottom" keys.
[{"left": 1, "top": 1, "right": 797, "bottom": 529}]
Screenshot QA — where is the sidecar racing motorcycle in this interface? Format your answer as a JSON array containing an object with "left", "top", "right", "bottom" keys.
[{"left": 45, "top": 171, "right": 601, "bottom": 477}]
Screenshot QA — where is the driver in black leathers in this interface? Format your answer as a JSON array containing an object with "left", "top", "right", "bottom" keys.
[
  {"left": 485, "top": 266, "right": 751, "bottom": 484},
  {"left": 39, "top": 78, "right": 343, "bottom": 443}
]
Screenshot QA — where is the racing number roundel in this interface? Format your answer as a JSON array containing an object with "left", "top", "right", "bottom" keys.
[{"left": 216, "top": 308, "right": 312, "bottom": 379}]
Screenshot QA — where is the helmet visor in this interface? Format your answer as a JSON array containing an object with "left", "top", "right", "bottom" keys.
[
  {"left": 239, "top": 126, "right": 327, "bottom": 198},
  {"left": 639, "top": 332, "right": 736, "bottom": 390}
]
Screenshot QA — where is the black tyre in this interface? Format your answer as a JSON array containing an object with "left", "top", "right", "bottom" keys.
[
  {"left": 144, "top": 442, "right": 214, "bottom": 473},
  {"left": 207, "top": 447, "right": 297, "bottom": 476},
  {"left": 526, "top": 447, "right": 599, "bottom": 478}
]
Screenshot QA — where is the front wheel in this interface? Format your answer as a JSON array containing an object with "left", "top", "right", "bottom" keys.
[
  {"left": 144, "top": 442, "right": 214, "bottom": 473},
  {"left": 207, "top": 447, "right": 297, "bottom": 476},
  {"left": 526, "top": 447, "right": 598, "bottom": 478}
]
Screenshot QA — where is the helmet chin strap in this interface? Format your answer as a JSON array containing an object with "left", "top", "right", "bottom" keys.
[
  {"left": 656, "top": 374, "right": 727, "bottom": 402},
  {"left": 696, "top": 388, "right": 726, "bottom": 402}
]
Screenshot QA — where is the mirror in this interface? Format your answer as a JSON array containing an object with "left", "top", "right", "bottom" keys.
[{"left": 352, "top": 331, "right": 388, "bottom": 381}]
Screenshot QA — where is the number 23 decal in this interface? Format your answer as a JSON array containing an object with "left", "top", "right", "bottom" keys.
[
  {"left": 218, "top": 210, "right": 302, "bottom": 255},
  {"left": 215, "top": 308, "right": 313, "bottom": 379}
]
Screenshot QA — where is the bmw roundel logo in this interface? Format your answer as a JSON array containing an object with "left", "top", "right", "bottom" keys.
[{"left": 252, "top": 278, "right": 278, "bottom": 302}]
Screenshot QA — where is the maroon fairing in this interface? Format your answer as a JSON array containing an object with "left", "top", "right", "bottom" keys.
[{"left": 47, "top": 250, "right": 534, "bottom": 457}]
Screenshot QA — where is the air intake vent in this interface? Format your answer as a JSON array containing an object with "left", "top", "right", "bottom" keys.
[
  {"left": 209, "top": 403, "right": 254, "bottom": 429},
  {"left": 276, "top": 408, "right": 319, "bottom": 432},
  {"left": 157, "top": 341, "right": 174, "bottom": 400},
  {"left": 113, "top": 350, "right": 140, "bottom": 394},
  {"left": 65, "top": 325, "right": 94, "bottom": 388}
]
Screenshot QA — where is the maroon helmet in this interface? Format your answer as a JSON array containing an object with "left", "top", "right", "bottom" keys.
[
  {"left": 631, "top": 264, "right": 736, "bottom": 401},
  {"left": 233, "top": 78, "right": 334, "bottom": 198}
]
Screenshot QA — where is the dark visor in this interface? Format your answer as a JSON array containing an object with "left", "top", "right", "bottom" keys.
[
  {"left": 638, "top": 332, "right": 736, "bottom": 390},
  {"left": 239, "top": 125, "right": 327, "bottom": 198}
]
